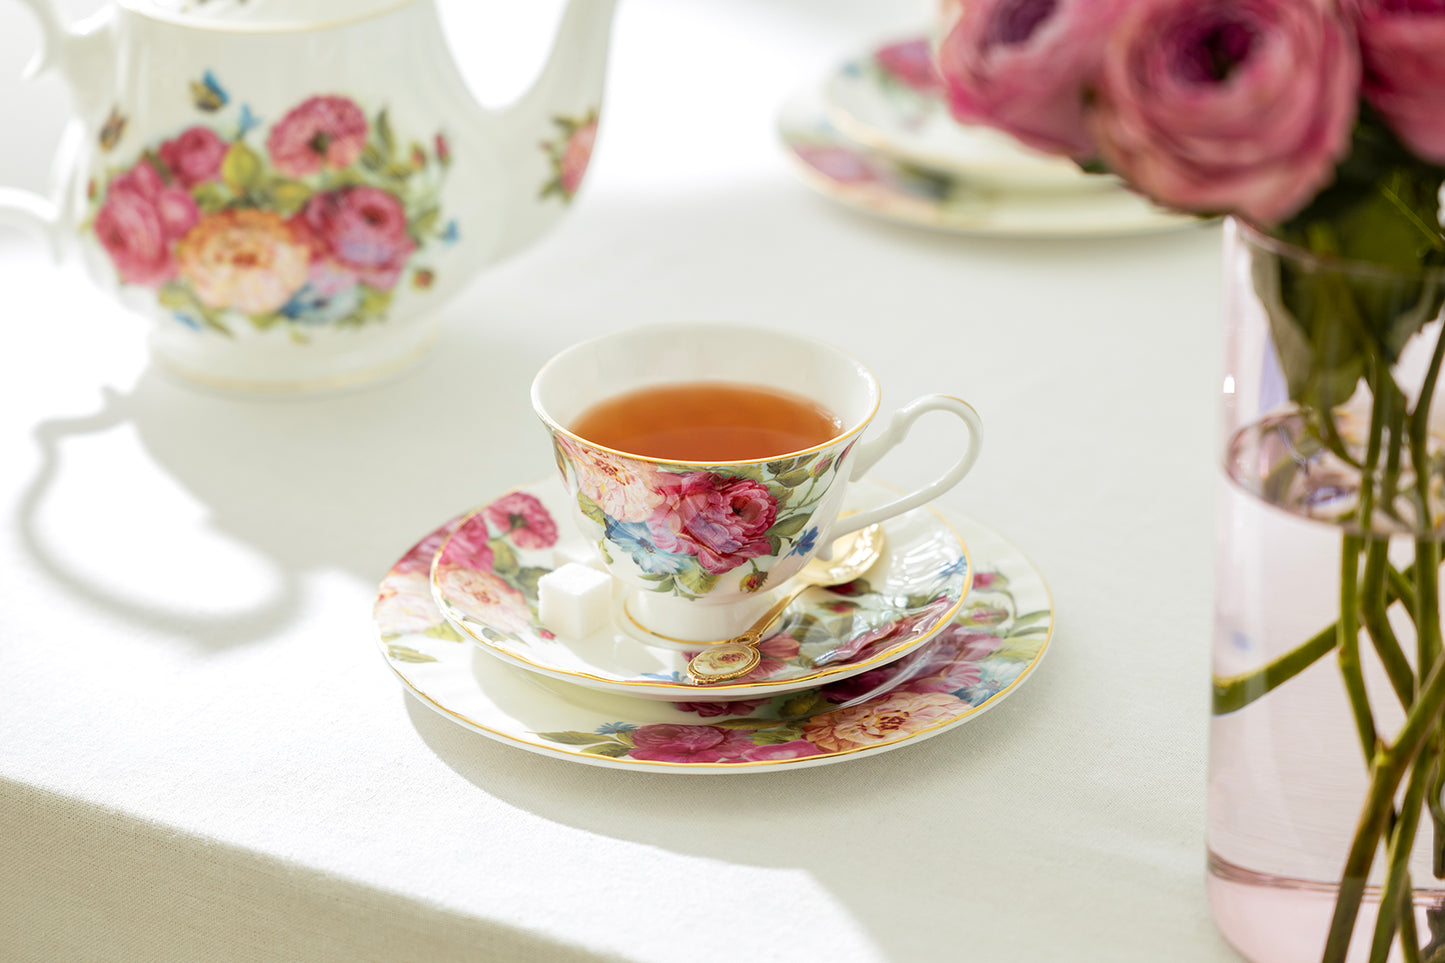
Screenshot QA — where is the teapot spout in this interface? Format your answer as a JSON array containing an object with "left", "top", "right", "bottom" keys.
[{"left": 492, "top": 0, "right": 619, "bottom": 261}]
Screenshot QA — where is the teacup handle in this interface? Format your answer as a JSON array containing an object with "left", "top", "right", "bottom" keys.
[{"left": 827, "top": 394, "right": 983, "bottom": 539}]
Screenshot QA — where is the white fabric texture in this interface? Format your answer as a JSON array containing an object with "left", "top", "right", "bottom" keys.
[{"left": 0, "top": 0, "right": 1238, "bottom": 960}]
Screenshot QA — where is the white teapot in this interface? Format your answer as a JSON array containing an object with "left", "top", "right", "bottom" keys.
[{"left": 1, "top": 0, "right": 619, "bottom": 391}]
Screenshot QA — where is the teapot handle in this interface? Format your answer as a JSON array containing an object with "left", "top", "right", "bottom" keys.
[{"left": 0, "top": 0, "right": 95, "bottom": 252}]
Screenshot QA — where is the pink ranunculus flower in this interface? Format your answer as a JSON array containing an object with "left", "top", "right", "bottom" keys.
[
  {"left": 647, "top": 472, "right": 779, "bottom": 575},
  {"left": 485, "top": 492, "right": 559, "bottom": 550},
  {"left": 875, "top": 37, "right": 944, "bottom": 93},
  {"left": 801, "top": 691, "right": 966, "bottom": 752},
  {"left": 374, "top": 570, "right": 446, "bottom": 635},
  {"left": 1348, "top": 0, "right": 1445, "bottom": 163},
  {"left": 627, "top": 724, "right": 757, "bottom": 763},
  {"left": 1092, "top": 0, "right": 1359, "bottom": 225},
  {"left": 936, "top": 0, "right": 1116, "bottom": 158},
  {"left": 158, "top": 126, "right": 228, "bottom": 188},
  {"left": 438, "top": 520, "right": 495, "bottom": 574},
  {"left": 434, "top": 566, "right": 531, "bottom": 635},
  {"left": 558, "top": 437, "right": 668, "bottom": 523},
  {"left": 95, "top": 160, "right": 200, "bottom": 286},
  {"left": 293, "top": 186, "right": 416, "bottom": 293},
  {"left": 560, "top": 117, "right": 597, "bottom": 197},
  {"left": 265, "top": 94, "right": 368, "bottom": 177}
]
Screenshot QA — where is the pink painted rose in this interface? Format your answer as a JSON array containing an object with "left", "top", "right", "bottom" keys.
[
  {"left": 647, "top": 472, "right": 779, "bottom": 575},
  {"left": 1092, "top": 0, "right": 1359, "bottom": 225},
  {"left": 560, "top": 117, "right": 597, "bottom": 197},
  {"left": 826, "top": 596, "right": 955, "bottom": 665},
  {"left": 793, "top": 145, "right": 883, "bottom": 185},
  {"left": 739, "top": 740, "right": 824, "bottom": 761},
  {"left": 292, "top": 186, "right": 416, "bottom": 293},
  {"left": 158, "top": 126, "right": 228, "bottom": 188},
  {"left": 801, "top": 691, "right": 966, "bottom": 752},
  {"left": 937, "top": 0, "right": 1115, "bottom": 158},
  {"left": 265, "top": 94, "right": 368, "bottom": 177},
  {"left": 1348, "top": 0, "right": 1445, "bottom": 162},
  {"left": 901, "top": 624, "right": 1005, "bottom": 694},
  {"left": 175, "top": 209, "right": 311, "bottom": 314},
  {"left": 94, "top": 160, "right": 199, "bottom": 286},
  {"left": 627, "top": 724, "right": 756, "bottom": 764},
  {"left": 730, "top": 631, "right": 804, "bottom": 683},
  {"left": 437, "top": 519, "right": 495, "bottom": 574},
  {"left": 434, "top": 566, "right": 531, "bottom": 635},
  {"left": 374, "top": 570, "right": 445, "bottom": 635},
  {"left": 875, "top": 37, "right": 943, "bottom": 93},
  {"left": 485, "top": 492, "right": 558, "bottom": 550},
  {"left": 671, "top": 699, "right": 767, "bottom": 718},
  {"left": 395, "top": 519, "right": 464, "bottom": 576},
  {"left": 559, "top": 437, "right": 668, "bottom": 523}
]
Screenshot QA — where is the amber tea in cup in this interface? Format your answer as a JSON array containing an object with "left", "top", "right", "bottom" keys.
[{"left": 568, "top": 381, "right": 843, "bottom": 462}]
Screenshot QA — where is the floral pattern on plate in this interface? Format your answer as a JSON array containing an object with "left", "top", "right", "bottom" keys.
[
  {"left": 429, "top": 478, "right": 971, "bottom": 700},
  {"left": 86, "top": 77, "right": 458, "bottom": 336},
  {"left": 540, "top": 109, "right": 599, "bottom": 203},
  {"left": 374, "top": 507, "right": 1052, "bottom": 772}
]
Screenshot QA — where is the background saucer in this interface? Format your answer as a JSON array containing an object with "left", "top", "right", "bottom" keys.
[
  {"left": 780, "top": 86, "right": 1201, "bottom": 239},
  {"left": 375, "top": 504, "right": 1054, "bottom": 773},
  {"left": 824, "top": 36, "right": 1099, "bottom": 193},
  {"left": 430, "top": 477, "right": 971, "bottom": 701}
]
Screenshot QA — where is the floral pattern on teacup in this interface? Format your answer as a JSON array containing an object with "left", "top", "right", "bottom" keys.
[
  {"left": 553, "top": 436, "right": 852, "bottom": 599},
  {"left": 530, "top": 567, "right": 1046, "bottom": 763},
  {"left": 86, "top": 78, "right": 459, "bottom": 337},
  {"left": 540, "top": 109, "right": 598, "bottom": 202}
]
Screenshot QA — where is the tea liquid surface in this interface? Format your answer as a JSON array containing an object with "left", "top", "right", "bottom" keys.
[{"left": 569, "top": 381, "right": 842, "bottom": 461}]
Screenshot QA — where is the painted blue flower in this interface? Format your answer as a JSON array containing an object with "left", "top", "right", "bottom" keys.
[
  {"left": 172, "top": 311, "right": 201, "bottom": 331},
  {"left": 439, "top": 220, "right": 460, "bottom": 245},
  {"left": 237, "top": 103, "right": 262, "bottom": 138},
  {"left": 787, "top": 526, "right": 820, "bottom": 558},
  {"left": 595, "top": 722, "right": 636, "bottom": 734},
  {"left": 604, "top": 516, "right": 689, "bottom": 575},
  {"left": 278, "top": 283, "right": 361, "bottom": 326}
]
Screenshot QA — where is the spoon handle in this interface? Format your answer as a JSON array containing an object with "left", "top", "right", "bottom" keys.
[{"left": 728, "top": 583, "right": 814, "bottom": 647}]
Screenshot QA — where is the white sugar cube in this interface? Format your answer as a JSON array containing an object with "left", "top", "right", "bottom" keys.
[{"left": 538, "top": 562, "right": 613, "bottom": 639}]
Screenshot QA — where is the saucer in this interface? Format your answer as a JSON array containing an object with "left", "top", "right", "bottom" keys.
[
  {"left": 824, "top": 35, "right": 1100, "bottom": 193},
  {"left": 429, "top": 477, "right": 971, "bottom": 701},
  {"left": 375, "top": 507, "right": 1053, "bottom": 772},
  {"left": 779, "top": 85, "right": 1200, "bottom": 239}
]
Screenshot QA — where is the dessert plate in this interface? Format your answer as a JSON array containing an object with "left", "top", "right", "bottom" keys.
[
  {"left": 824, "top": 36, "right": 1099, "bottom": 193},
  {"left": 430, "top": 477, "right": 971, "bottom": 701},
  {"left": 375, "top": 507, "right": 1054, "bottom": 772},
  {"left": 780, "top": 86, "right": 1200, "bottom": 239}
]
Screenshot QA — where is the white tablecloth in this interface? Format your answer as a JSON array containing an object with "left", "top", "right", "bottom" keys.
[{"left": 0, "top": 1, "right": 1238, "bottom": 960}]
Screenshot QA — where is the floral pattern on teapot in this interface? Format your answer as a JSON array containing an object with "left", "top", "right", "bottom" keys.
[
  {"left": 86, "top": 80, "right": 458, "bottom": 336},
  {"left": 539, "top": 109, "right": 598, "bottom": 203}
]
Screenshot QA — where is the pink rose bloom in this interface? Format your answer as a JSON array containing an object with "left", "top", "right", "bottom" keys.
[
  {"left": 1092, "top": 0, "right": 1359, "bottom": 225},
  {"left": 485, "top": 491, "right": 559, "bottom": 550},
  {"left": 293, "top": 186, "right": 416, "bottom": 293},
  {"left": 434, "top": 567, "right": 531, "bottom": 635},
  {"left": 158, "top": 126, "right": 227, "bottom": 188},
  {"left": 436, "top": 518, "right": 495, "bottom": 574},
  {"left": 175, "top": 209, "right": 310, "bottom": 314},
  {"left": 740, "top": 740, "right": 824, "bottom": 762},
  {"left": 826, "top": 596, "right": 955, "bottom": 665},
  {"left": 793, "top": 145, "right": 883, "bottom": 185},
  {"left": 671, "top": 699, "right": 766, "bottom": 717},
  {"left": 560, "top": 117, "right": 597, "bottom": 197},
  {"left": 802, "top": 691, "right": 966, "bottom": 752},
  {"left": 627, "top": 724, "right": 756, "bottom": 764},
  {"left": 374, "top": 570, "right": 446, "bottom": 636},
  {"left": 1349, "top": 0, "right": 1445, "bottom": 162},
  {"left": 394, "top": 518, "right": 465, "bottom": 576},
  {"left": 902, "top": 625, "right": 1005, "bottom": 694},
  {"left": 265, "top": 94, "right": 368, "bottom": 177},
  {"left": 733, "top": 631, "right": 803, "bottom": 682},
  {"left": 875, "top": 38, "right": 943, "bottom": 93},
  {"left": 647, "top": 472, "right": 779, "bottom": 575},
  {"left": 95, "top": 161, "right": 199, "bottom": 287},
  {"left": 936, "top": 0, "right": 1115, "bottom": 158},
  {"left": 558, "top": 438, "right": 668, "bottom": 523}
]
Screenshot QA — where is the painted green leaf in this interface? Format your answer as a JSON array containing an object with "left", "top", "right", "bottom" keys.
[
  {"left": 422, "top": 621, "right": 464, "bottom": 642},
  {"left": 192, "top": 182, "right": 230, "bottom": 213},
  {"left": 490, "top": 540, "right": 520, "bottom": 577},
  {"left": 710, "top": 717, "right": 777, "bottom": 731},
  {"left": 221, "top": 141, "right": 262, "bottom": 191},
  {"left": 387, "top": 644, "right": 437, "bottom": 664},
  {"left": 536, "top": 730, "right": 617, "bottom": 745},
  {"left": 775, "top": 469, "right": 812, "bottom": 488},
  {"left": 376, "top": 108, "right": 396, "bottom": 159},
  {"left": 769, "top": 514, "right": 811, "bottom": 538},
  {"left": 514, "top": 566, "right": 550, "bottom": 602},
  {"left": 156, "top": 283, "right": 193, "bottom": 310},
  {"left": 778, "top": 691, "right": 829, "bottom": 720},
  {"left": 583, "top": 742, "right": 632, "bottom": 758},
  {"left": 576, "top": 491, "right": 607, "bottom": 526},
  {"left": 271, "top": 179, "right": 312, "bottom": 216},
  {"left": 752, "top": 726, "right": 806, "bottom": 745},
  {"left": 766, "top": 458, "right": 798, "bottom": 475},
  {"left": 1011, "top": 610, "right": 1052, "bottom": 628},
  {"left": 249, "top": 312, "right": 284, "bottom": 331},
  {"left": 358, "top": 285, "right": 393, "bottom": 319},
  {"left": 675, "top": 566, "right": 718, "bottom": 597},
  {"left": 360, "top": 143, "right": 386, "bottom": 172},
  {"left": 410, "top": 207, "right": 441, "bottom": 241}
]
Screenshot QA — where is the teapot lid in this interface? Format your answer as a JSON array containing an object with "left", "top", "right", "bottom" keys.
[{"left": 121, "top": 0, "right": 415, "bottom": 30}]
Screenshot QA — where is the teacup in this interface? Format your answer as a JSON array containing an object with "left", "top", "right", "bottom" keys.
[{"left": 530, "top": 322, "right": 982, "bottom": 643}]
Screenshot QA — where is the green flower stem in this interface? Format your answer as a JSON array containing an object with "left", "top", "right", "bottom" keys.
[
  {"left": 1390, "top": 565, "right": 1420, "bottom": 616},
  {"left": 1323, "top": 654, "right": 1445, "bottom": 963},
  {"left": 1369, "top": 759, "right": 1431, "bottom": 962},
  {"left": 1212, "top": 625, "right": 1336, "bottom": 715},
  {"left": 1361, "top": 537, "right": 1416, "bottom": 707},
  {"left": 1402, "top": 882, "right": 1424, "bottom": 963},
  {"left": 1432, "top": 747, "right": 1445, "bottom": 878},
  {"left": 1339, "top": 534, "right": 1380, "bottom": 757}
]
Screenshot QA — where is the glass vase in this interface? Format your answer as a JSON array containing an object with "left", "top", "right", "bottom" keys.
[{"left": 1208, "top": 217, "right": 1445, "bottom": 963}]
